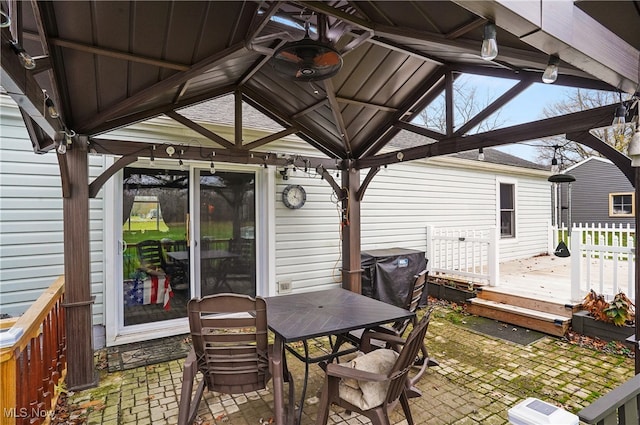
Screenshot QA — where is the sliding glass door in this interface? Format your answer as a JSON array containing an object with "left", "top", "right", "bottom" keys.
[
  {"left": 198, "top": 170, "right": 256, "bottom": 297},
  {"left": 121, "top": 167, "right": 190, "bottom": 326}
]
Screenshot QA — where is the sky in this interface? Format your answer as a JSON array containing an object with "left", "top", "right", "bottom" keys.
[{"left": 420, "top": 74, "right": 590, "bottom": 164}]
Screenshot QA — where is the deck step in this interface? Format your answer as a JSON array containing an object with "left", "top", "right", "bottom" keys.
[
  {"left": 467, "top": 298, "right": 570, "bottom": 337},
  {"left": 476, "top": 287, "right": 579, "bottom": 319}
]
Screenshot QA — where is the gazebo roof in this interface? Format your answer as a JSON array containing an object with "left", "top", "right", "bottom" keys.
[{"left": 1, "top": 1, "right": 639, "bottom": 170}]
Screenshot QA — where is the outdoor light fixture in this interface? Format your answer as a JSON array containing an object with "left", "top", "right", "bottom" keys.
[
  {"left": 178, "top": 149, "right": 185, "bottom": 170},
  {"left": 149, "top": 146, "right": 156, "bottom": 168},
  {"left": 44, "top": 94, "right": 59, "bottom": 119},
  {"left": 56, "top": 137, "right": 67, "bottom": 155},
  {"left": 210, "top": 152, "right": 216, "bottom": 174},
  {"left": 481, "top": 22, "right": 498, "bottom": 61},
  {"left": 542, "top": 55, "right": 560, "bottom": 84},
  {"left": 550, "top": 156, "right": 559, "bottom": 174},
  {"left": 0, "top": 10, "right": 11, "bottom": 28},
  {"left": 478, "top": 147, "right": 485, "bottom": 161},
  {"left": 10, "top": 41, "right": 36, "bottom": 70},
  {"left": 629, "top": 125, "right": 640, "bottom": 167},
  {"left": 612, "top": 92, "right": 627, "bottom": 130}
]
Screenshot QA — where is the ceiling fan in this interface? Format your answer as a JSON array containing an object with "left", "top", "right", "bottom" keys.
[{"left": 271, "top": 16, "right": 343, "bottom": 82}]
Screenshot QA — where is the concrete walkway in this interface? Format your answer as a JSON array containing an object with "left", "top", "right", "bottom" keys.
[{"left": 67, "top": 304, "right": 635, "bottom": 425}]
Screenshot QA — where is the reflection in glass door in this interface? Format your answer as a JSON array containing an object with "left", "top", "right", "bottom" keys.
[
  {"left": 121, "top": 167, "right": 190, "bottom": 326},
  {"left": 199, "top": 170, "right": 256, "bottom": 297}
]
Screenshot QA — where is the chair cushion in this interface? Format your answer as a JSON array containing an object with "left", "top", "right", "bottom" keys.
[{"left": 339, "top": 348, "right": 399, "bottom": 410}]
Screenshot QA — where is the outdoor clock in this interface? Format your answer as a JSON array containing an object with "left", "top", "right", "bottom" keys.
[{"left": 282, "top": 184, "right": 306, "bottom": 209}]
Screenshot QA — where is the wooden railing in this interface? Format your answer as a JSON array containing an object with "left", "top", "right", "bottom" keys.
[
  {"left": 578, "top": 373, "right": 640, "bottom": 425},
  {"left": 0, "top": 277, "right": 66, "bottom": 425}
]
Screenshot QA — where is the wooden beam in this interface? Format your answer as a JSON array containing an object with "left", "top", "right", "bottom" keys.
[
  {"left": 1, "top": 27, "right": 64, "bottom": 141},
  {"left": 235, "top": 90, "right": 243, "bottom": 148},
  {"left": 340, "top": 167, "right": 362, "bottom": 293},
  {"left": 77, "top": 43, "right": 246, "bottom": 133},
  {"left": 394, "top": 121, "right": 444, "bottom": 141},
  {"left": 446, "top": 17, "right": 486, "bottom": 39},
  {"left": 292, "top": 99, "right": 329, "bottom": 119},
  {"left": 356, "top": 166, "right": 380, "bottom": 202},
  {"left": 47, "top": 37, "right": 190, "bottom": 71},
  {"left": 336, "top": 96, "right": 398, "bottom": 113},
  {"left": 61, "top": 141, "right": 97, "bottom": 390},
  {"left": 565, "top": 131, "right": 633, "bottom": 184},
  {"left": 90, "top": 138, "right": 340, "bottom": 170},
  {"left": 323, "top": 79, "right": 352, "bottom": 155},
  {"left": 356, "top": 103, "right": 617, "bottom": 169},
  {"left": 453, "top": 77, "right": 535, "bottom": 136},
  {"left": 454, "top": 0, "right": 640, "bottom": 93},
  {"left": 88, "top": 85, "right": 236, "bottom": 135},
  {"left": 357, "top": 68, "right": 447, "bottom": 158},
  {"left": 316, "top": 165, "right": 346, "bottom": 198},
  {"left": 88, "top": 155, "right": 138, "bottom": 199},
  {"left": 242, "top": 127, "right": 299, "bottom": 150},
  {"left": 165, "top": 111, "right": 235, "bottom": 149},
  {"left": 56, "top": 151, "right": 71, "bottom": 199},
  {"left": 242, "top": 87, "right": 345, "bottom": 159},
  {"left": 445, "top": 71, "right": 454, "bottom": 136}
]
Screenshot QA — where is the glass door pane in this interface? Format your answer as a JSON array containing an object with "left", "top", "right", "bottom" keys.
[
  {"left": 122, "top": 167, "right": 190, "bottom": 326},
  {"left": 199, "top": 171, "right": 255, "bottom": 297}
]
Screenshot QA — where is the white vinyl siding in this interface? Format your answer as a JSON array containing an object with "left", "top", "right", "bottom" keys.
[
  {"left": 2, "top": 101, "right": 551, "bottom": 330},
  {"left": 0, "top": 95, "right": 106, "bottom": 325}
]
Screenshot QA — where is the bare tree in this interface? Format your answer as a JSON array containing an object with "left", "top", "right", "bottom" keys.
[
  {"left": 535, "top": 89, "right": 630, "bottom": 167},
  {"left": 416, "top": 76, "right": 506, "bottom": 134}
]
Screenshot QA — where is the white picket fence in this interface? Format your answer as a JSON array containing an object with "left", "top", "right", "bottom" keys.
[
  {"left": 554, "top": 223, "right": 636, "bottom": 302},
  {"left": 426, "top": 226, "right": 499, "bottom": 286}
]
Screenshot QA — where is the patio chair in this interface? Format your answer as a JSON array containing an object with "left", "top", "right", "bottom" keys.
[
  {"left": 178, "top": 294, "right": 293, "bottom": 425},
  {"left": 332, "top": 270, "right": 436, "bottom": 392},
  {"left": 137, "top": 239, "right": 170, "bottom": 276},
  {"left": 315, "top": 310, "right": 432, "bottom": 425}
]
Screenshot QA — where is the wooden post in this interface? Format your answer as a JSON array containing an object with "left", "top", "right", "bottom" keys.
[
  {"left": 635, "top": 168, "right": 640, "bottom": 374},
  {"left": 340, "top": 166, "right": 362, "bottom": 293},
  {"left": 60, "top": 142, "right": 97, "bottom": 390}
]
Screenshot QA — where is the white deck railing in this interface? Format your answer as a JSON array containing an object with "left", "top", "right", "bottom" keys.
[
  {"left": 555, "top": 223, "right": 636, "bottom": 302},
  {"left": 426, "top": 226, "right": 498, "bottom": 286}
]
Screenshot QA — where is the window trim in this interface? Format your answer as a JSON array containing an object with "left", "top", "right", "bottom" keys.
[
  {"left": 496, "top": 178, "right": 517, "bottom": 239},
  {"left": 609, "top": 192, "right": 635, "bottom": 217}
]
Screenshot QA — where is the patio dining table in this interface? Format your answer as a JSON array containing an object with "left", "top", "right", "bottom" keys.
[
  {"left": 166, "top": 250, "right": 239, "bottom": 292},
  {"left": 265, "top": 288, "right": 414, "bottom": 425}
]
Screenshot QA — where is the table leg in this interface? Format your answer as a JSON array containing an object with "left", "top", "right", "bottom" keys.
[{"left": 272, "top": 334, "right": 286, "bottom": 425}]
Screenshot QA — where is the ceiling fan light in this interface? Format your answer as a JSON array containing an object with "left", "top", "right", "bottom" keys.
[{"left": 272, "top": 37, "right": 343, "bottom": 82}]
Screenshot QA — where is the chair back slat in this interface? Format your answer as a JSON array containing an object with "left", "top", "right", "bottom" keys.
[
  {"left": 392, "top": 270, "right": 428, "bottom": 335},
  {"left": 188, "top": 294, "right": 270, "bottom": 394},
  {"left": 386, "top": 308, "right": 432, "bottom": 405}
]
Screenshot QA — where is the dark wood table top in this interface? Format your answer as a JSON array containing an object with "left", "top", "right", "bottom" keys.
[
  {"left": 166, "top": 250, "right": 238, "bottom": 262},
  {"left": 265, "top": 288, "right": 413, "bottom": 343}
]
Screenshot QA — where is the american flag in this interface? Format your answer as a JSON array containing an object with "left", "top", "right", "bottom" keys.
[{"left": 124, "top": 275, "right": 173, "bottom": 310}]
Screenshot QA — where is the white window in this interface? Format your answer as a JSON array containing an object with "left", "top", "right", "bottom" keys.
[
  {"left": 609, "top": 192, "right": 634, "bottom": 217},
  {"left": 500, "top": 182, "right": 516, "bottom": 238}
]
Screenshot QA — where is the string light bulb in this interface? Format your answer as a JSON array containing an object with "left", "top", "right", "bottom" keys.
[
  {"left": 478, "top": 147, "right": 485, "bottom": 161},
  {"left": 612, "top": 92, "right": 627, "bottom": 130},
  {"left": 44, "top": 95, "right": 59, "bottom": 119},
  {"left": 550, "top": 156, "right": 559, "bottom": 174},
  {"left": 149, "top": 146, "right": 156, "bottom": 168},
  {"left": 10, "top": 41, "right": 36, "bottom": 70},
  {"left": 542, "top": 55, "right": 560, "bottom": 84},
  {"left": 209, "top": 152, "right": 216, "bottom": 174},
  {"left": 56, "top": 138, "right": 67, "bottom": 155},
  {"left": 481, "top": 22, "right": 498, "bottom": 61}
]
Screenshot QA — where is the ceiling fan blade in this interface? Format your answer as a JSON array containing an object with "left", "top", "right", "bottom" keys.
[
  {"left": 314, "top": 51, "right": 341, "bottom": 67},
  {"left": 276, "top": 50, "right": 303, "bottom": 63}
]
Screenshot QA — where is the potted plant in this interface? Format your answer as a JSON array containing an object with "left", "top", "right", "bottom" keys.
[{"left": 572, "top": 290, "right": 635, "bottom": 342}]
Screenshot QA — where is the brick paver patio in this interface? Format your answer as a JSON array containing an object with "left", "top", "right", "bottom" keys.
[{"left": 69, "top": 305, "right": 635, "bottom": 425}]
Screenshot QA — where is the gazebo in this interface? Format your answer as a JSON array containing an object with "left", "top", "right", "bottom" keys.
[{"left": 1, "top": 1, "right": 638, "bottom": 390}]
